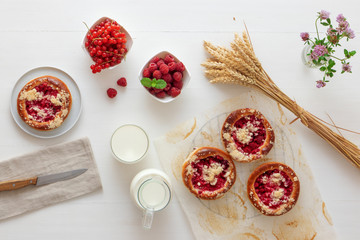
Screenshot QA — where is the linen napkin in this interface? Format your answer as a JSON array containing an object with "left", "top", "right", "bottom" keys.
[
  {"left": 154, "top": 90, "right": 337, "bottom": 240},
  {"left": 0, "top": 137, "right": 102, "bottom": 221}
]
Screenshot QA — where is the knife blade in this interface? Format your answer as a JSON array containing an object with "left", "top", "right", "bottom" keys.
[{"left": 0, "top": 168, "right": 87, "bottom": 192}]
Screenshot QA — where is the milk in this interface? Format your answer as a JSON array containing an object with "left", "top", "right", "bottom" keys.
[
  {"left": 111, "top": 125, "right": 149, "bottom": 163},
  {"left": 130, "top": 169, "right": 172, "bottom": 229},
  {"left": 139, "top": 180, "right": 169, "bottom": 211}
]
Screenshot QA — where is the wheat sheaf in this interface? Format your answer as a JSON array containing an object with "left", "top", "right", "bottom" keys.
[{"left": 202, "top": 31, "right": 360, "bottom": 168}]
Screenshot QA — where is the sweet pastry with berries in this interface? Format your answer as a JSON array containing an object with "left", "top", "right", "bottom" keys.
[
  {"left": 221, "top": 108, "right": 275, "bottom": 162},
  {"left": 17, "top": 75, "right": 72, "bottom": 131},
  {"left": 182, "top": 147, "right": 236, "bottom": 200},
  {"left": 247, "top": 162, "right": 300, "bottom": 216}
]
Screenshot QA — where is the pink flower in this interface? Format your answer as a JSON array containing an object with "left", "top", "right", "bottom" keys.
[
  {"left": 336, "top": 14, "right": 346, "bottom": 23},
  {"left": 319, "top": 10, "right": 330, "bottom": 20},
  {"left": 316, "top": 80, "right": 326, "bottom": 88},
  {"left": 311, "top": 45, "right": 328, "bottom": 60},
  {"left": 342, "top": 63, "right": 352, "bottom": 73},
  {"left": 327, "top": 27, "right": 336, "bottom": 36},
  {"left": 337, "top": 20, "right": 349, "bottom": 34},
  {"left": 300, "top": 32, "right": 310, "bottom": 41},
  {"left": 345, "top": 28, "right": 355, "bottom": 39}
]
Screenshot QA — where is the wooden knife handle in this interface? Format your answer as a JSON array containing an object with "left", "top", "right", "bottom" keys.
[{"left": 0, "top": 177, "right": 38, "bottom": 192}]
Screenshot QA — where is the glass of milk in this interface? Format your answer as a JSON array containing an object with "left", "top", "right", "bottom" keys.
[
  {"left": 111, "top": 124, "right": 149, "bottom": 164},
  {"left": 130, "top": 169, "right": 172, "bottom": 229}
]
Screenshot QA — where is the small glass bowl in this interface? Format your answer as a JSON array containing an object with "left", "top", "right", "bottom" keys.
[
  {"left": 138, "top": 51, "right": 191, "bottom": 103},
  {"left": 110, "top": 124, "right": 149, "bottom": 164},
  {"left": 82, "top": 16, "right": 133, "bottom": 70}
]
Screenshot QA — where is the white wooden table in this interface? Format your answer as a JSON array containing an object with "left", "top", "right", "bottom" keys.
[{"left": 0, "top": 0, "right": 359, "bottom": 239}]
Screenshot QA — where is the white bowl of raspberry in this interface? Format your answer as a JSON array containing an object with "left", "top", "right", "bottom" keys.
[
  {"left": 139, "top": 51, "right": 190, "bottom": 103},
  {"left": 83, "top": 17, "right": 133, "bottom": 74}
]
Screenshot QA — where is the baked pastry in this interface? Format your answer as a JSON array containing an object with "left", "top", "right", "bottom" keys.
[
  {"left": 221, "top": 108, "right": 274, "bottom": 162},
  {"left": 17, "top": 76, "right": 72, "bottom": 131},
  {"left": 247, "top": 162, "right": 300, "bottom": 216},
  {"left": 182, "top": 147, "right": 236, "bottom": 200}
]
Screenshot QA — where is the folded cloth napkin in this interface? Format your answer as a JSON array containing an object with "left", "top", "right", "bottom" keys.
[{"left": 0, "top": 137, "right": 102, "bottom": 221}]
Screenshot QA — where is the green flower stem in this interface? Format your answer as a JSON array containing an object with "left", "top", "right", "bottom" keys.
[
  {"left": 329, "top": 55, "right": 347, "bottom": 61},
  {"left": 315, "top": 16, "right": 320, "bottom": 39}
]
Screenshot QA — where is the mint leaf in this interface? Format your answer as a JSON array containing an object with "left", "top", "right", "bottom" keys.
[
  {"left": 141, "top": 78, "right": 152, "bottom": 87},
  {"left": 153, "top": 79, "right": 167, "bottom": 89}
]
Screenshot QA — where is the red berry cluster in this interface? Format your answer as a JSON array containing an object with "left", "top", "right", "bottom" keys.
[
  {"left": 107, "top": 77, "right": 127, "bottom": 98},
  {"left": 143, "top": 54, "right": 185, "bottom": 98},
  {"left": 85, "top": 18, "right": 128, "bottom": 74}
]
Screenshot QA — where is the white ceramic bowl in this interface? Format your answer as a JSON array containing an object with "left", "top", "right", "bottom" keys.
[
  {"left": 138, "top": 51, "right": 191, "bottom": 103},
  {"left": 82, "top": 16, "right": 133, "bottom": 70}
]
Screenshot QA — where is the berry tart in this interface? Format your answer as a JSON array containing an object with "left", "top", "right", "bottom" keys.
[
  {"left": 17, "top": 76, "right": 72, "bottom": 131},
  {"left": 247, "top": 162, "right": 300, "bottom": 216},
  {"left": 221, "top": 108, "right": 275, "bottom": 162},
  {"left": 182, "top": 147, "right": 236, "bottom": 200}
]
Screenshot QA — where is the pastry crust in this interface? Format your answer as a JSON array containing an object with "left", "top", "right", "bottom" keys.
[
  {"left": 221, "top": 108, "right": 275, "bottom": 162},
  {"left": 17, "top": 75, "right": 72, "bottom": 131},
  {"left": 247, "top": 162, "right": 300, "bottom": 216},
  {"left": 182, "top": 147, "right": 236, "bottom": 200}
]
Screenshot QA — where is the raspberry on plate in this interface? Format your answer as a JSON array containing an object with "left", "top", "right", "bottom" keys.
[
  {"left": 169, "top": 87, "right": 181, "bottom": 97},
  {"left": 173, "top": 72, "right": 182, "bottom": 82},
  {"left": 176, "top": 62, "right": 186, "bottom": 72},
  {"left": 164, "top": 54, "right": 175, "bottom": 64},
  {"left": 159, "top": 64, "right": 169, "bottom": 75},
  {"left": 152, "top": 70, "right": 162, "bottom": 79}
]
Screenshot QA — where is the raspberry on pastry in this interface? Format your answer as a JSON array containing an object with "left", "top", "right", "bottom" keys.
[
  {"left": 182, "top": 147, "right": 236, "bottom": 200},
  {"left": 17, "top": 75, "right": 72, "bottom": 131},
  {"left": 247, "top": 162, "right": 300, "bottom": 216},
  {"left": 221, "top": 108, "right": 274, "bottom": 162}
]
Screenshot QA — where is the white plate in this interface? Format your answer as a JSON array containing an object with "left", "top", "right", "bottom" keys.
[{"left": 10, "top": 66, "right": 82, "bottom": 138}]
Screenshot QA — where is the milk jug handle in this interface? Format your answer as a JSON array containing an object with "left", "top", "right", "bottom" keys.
[{"left": 142, "top": 208, "right": 154, "bottom": 229}]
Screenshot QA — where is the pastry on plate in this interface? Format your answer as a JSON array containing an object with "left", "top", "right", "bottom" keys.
[
  {"left": 17, "top": 75, "right": 72, "bottom": 131},
  {"left": 247, "top": 162, "right": 300, "bottom": 216},
  {"left": 182, "top": 147, "right": 236, "bottom": 200},
  {"left": 221, "top": 108, "right": 274, "bottom": 162}
]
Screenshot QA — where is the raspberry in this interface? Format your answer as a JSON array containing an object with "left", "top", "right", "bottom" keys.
[
  {"left": 173, "top": 72, "right": 182, "bottom": 82},
  {"left": 152, "top": 70, "right": 162, "bottom": 79},
  {"left": 162, "top": 73, "right": 173, "bottom": 83},
  {"left": 117, "top": 77, "right": 127, "bottom": 87},
  {"left": 156, "top": 59, "right": 165, "bottom": 67},
  {"left": 143, "top": 68, "right": 151, "bottom": 78},
  {"left": 155, "top": 91, "right": 166, "bottom": 98},
  {"left": 176, "top": 62, "right": 186, "bottom": 72},
  {"left": 107, "top": 88, "right": 117, "bottom": 98},
  {"left": 150, "top": 56, "right": 160, "bottom": 63},
  {"left": 164, "top": 83, "right": 172, "bottom": 91},
  {"left": 153, "top": 88, "right": 163, "bottom": 93},
  {"left": 173, "top": 80, "right": 183, "bottom": 89},
  {"left": 164, "top": 54, "right": 175, "bottom": 64},
  {"left": 169, "top": 87, "right": 181, "bottom": 97},
  {"left": 159, "top": 64, "right": 169, "bottom": 75},
  {"left": 148, "top": 63, "right": 158, "bottom": 73},
  {"left": 168, "top": 62, "right": 177, "bottom": 72}
]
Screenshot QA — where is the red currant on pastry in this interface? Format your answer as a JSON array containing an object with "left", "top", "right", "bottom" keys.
[
  {"left": 247, "top": 162, "right": 300, "bottom": 216},
  {"left": 182, "top": 147, "right": 236, "bottom": 200},
  {"left": 221, "top": 108, "right": 275, "bottom": 162}
]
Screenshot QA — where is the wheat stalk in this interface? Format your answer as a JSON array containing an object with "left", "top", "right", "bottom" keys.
[{"left": 202, "top": 31, "right": 360, "bottom": 168}]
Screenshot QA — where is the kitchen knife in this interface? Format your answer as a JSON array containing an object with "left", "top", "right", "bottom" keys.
[{"left": 0, "top": 168, "right": 87, "bottom": 192}]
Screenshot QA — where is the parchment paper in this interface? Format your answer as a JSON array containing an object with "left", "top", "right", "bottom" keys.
[{"left": 154, "top": 89, "right": 336, "bottom": 240}]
